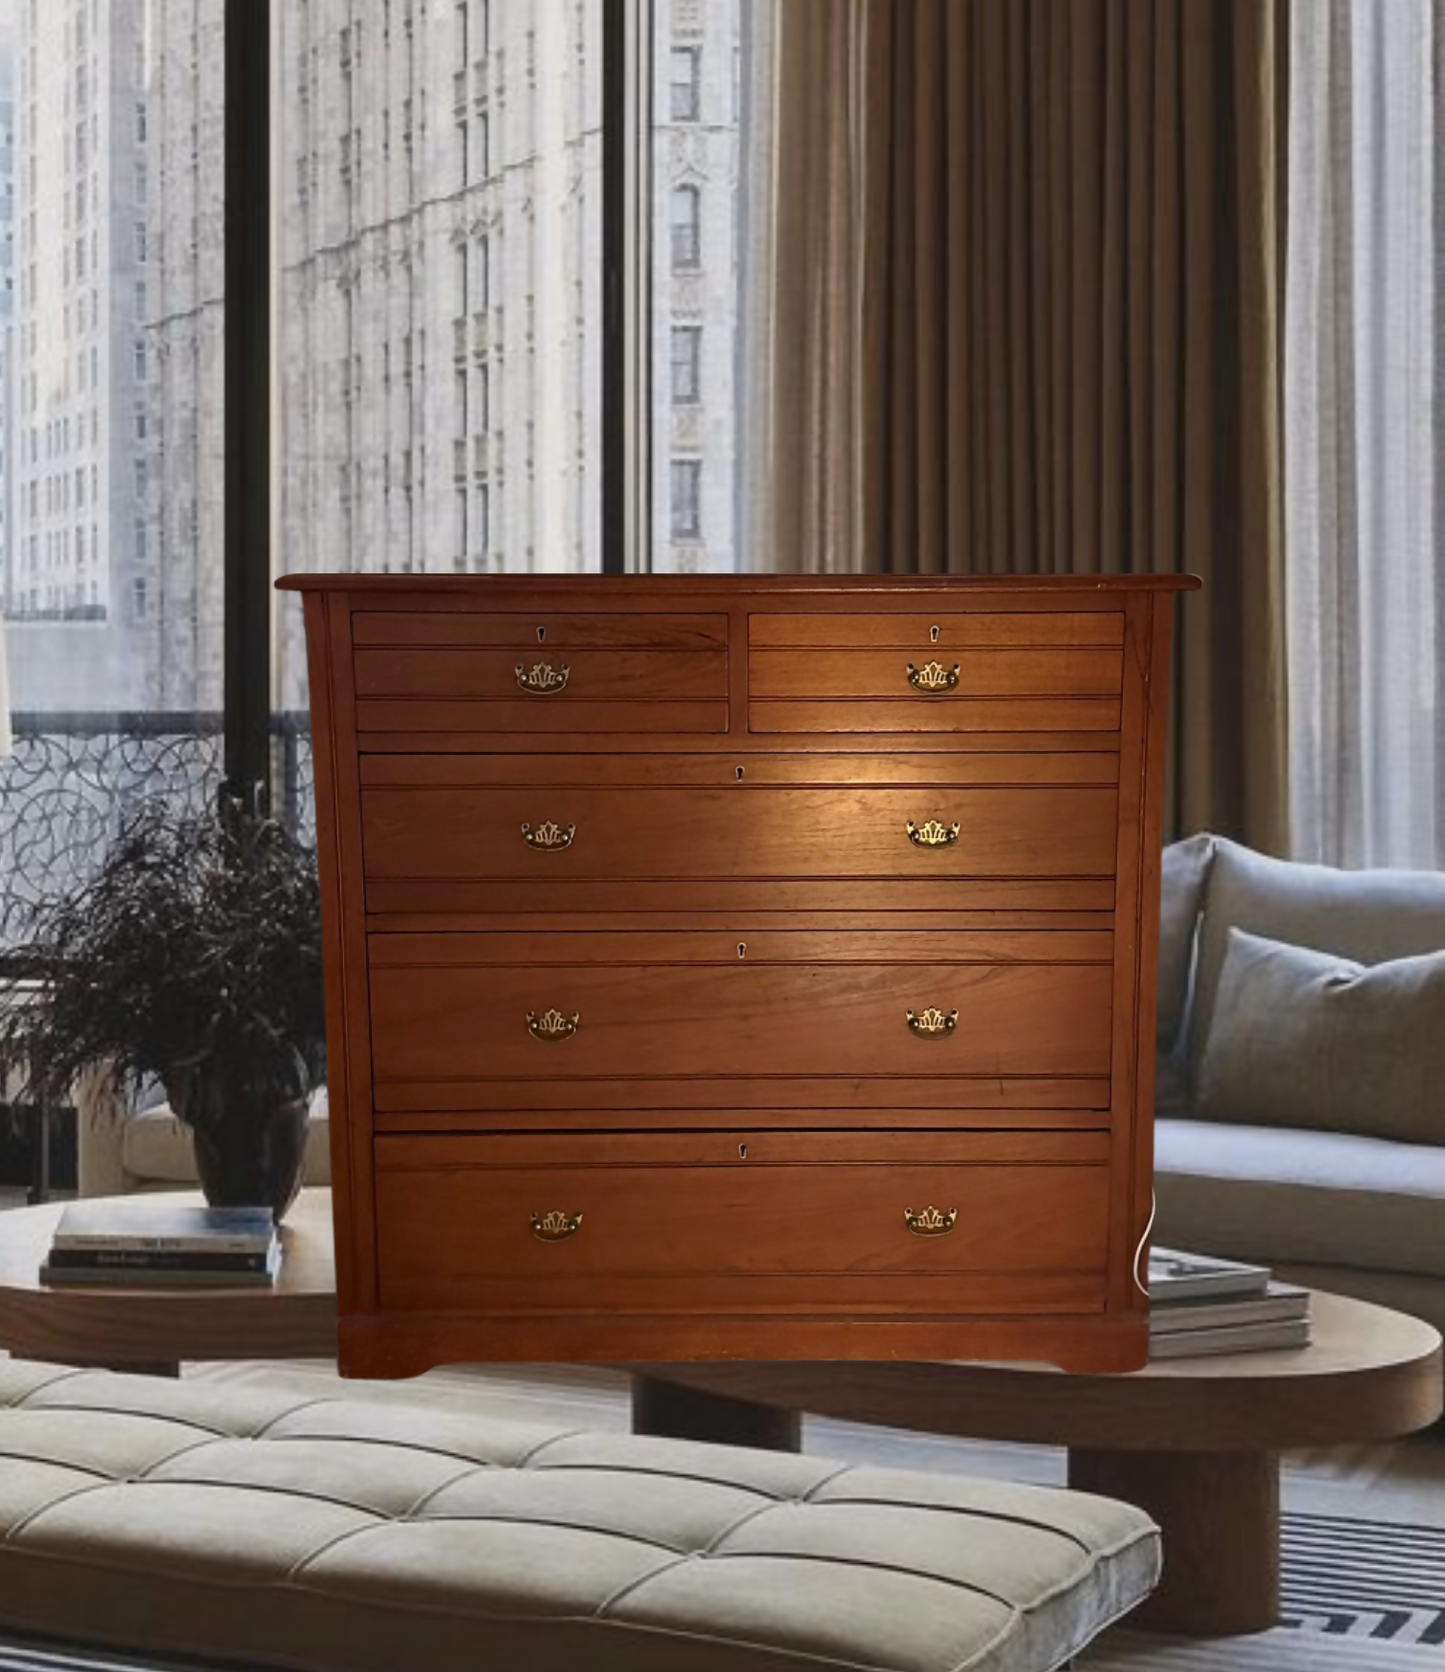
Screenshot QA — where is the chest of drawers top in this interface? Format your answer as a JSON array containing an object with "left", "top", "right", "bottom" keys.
[{"left": 280, "top": 572, "right": 1196, "bottom": 752}]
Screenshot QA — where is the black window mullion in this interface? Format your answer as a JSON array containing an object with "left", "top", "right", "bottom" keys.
[{"left": 222, "top": 0, "right": 272, "bottom": 815}]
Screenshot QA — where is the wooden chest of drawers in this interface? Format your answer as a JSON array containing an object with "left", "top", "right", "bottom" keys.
[{"left": 278, "top": 573, "right": 1198, "bottom": 1376}]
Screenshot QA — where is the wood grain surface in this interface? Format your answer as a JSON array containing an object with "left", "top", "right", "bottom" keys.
[
  {"left": 360, "top": 784, "right": 1120, "bottom": 880},
  {"left": 750, "top": 696, "right": 1121, "bottom": 733},
  {"left": 352, "top": 611, "right": 727, "bottom": 648},
  {"left": 284, "top": 574, "right": 1193, "bottom": 1375},
  {"left": 355, "top": 646, "right": 727, "bottom": 700},
  {"left": 358, "top": 749, "right": 1122, "bottom": 787},
  {"left": 749, "top": 647, "right": 1123, "bottom": 698},
  {"left": 627, "top": 1291, "right": 1442, "bottom": 1450},
  {"left": 749, "top": 611, "right": 1126, "bottom": 648},
  {"left": 368, "top": 957, "right": 1115, "bottom": 1082}
]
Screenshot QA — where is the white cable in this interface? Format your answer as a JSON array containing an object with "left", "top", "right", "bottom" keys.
[{"left": 1132, "top": 1188, "right": 1157, "bottom": 1299}]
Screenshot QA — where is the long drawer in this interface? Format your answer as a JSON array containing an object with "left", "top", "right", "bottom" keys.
[
  {"left": 368, "top": 943, "right": 1114, "bottom": 1084},
  {"left": 372, "top": 1130, "right": 1111, "bottom": 1314},
  {"left": 361, "top": 785, "right": 1119, "bottom": 881}
]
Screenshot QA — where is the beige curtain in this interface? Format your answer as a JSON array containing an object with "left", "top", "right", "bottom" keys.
[
  {"left": 751, "top": 0, "right": 1289, "bottom": 850},
  {"left": 740, "top": 1, "right": 873, "bottom": 575},
  {"left": 1285, "top": 0, "right": 1445, "bottom": 869}
]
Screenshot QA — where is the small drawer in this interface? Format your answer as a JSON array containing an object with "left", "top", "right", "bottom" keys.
[
  {"left": 749, "top": 648, "right": 1123, "bottom": 700},
  {"left": 356, "top": 647, "right": 726, "bottom": 702},
  {"left": 361, "top": 785, "right": 1119, "bottom": 881},
  {"left": 353, "top": 631, "right": 727, "bottom": 734},
  {"left": 372, "top": 1130, "right": 1111, "bottom": 1314},
  {"left": 750, "top": 612, "right": 1124, "bottom": 649},
  {"left": 353, "top": 611, "right": 728, "bottom": 650},
  {"left": 368, "top": 945, "right": 1114, "bottom": 1085}
]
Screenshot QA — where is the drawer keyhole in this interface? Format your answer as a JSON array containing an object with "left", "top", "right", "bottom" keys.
[
  {"left": 536, "top": 625, "right": 546, "bottom": 642},
  {"left": 738, "top": 1143, "right": 747, "bottom": 1159},
  {"left": 737, "top": 942, "right": 746, "bottom": 958},
  {"left": 930, "top": 624, "right": 941, "bottom": 643},
  {"left": 735, "top": 765, "right": 745, "bottom": 781}
]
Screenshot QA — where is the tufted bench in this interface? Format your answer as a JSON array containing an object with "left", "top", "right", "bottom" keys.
[{"left": 0, "top": 1361, "right": 1159, "bottom": 1672}]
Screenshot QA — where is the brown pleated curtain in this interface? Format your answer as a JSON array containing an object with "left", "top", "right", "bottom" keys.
[{"left": 756, "top": 0, "right": 1289, "bottom": 850}]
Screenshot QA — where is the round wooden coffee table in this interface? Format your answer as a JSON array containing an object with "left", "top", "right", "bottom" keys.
[
  {"left": 631, "top": 1291, "right": 1442, "bottom": 1638},
  {"left": 0, "top": 1189, "right": 337, "bottom": 1373}
]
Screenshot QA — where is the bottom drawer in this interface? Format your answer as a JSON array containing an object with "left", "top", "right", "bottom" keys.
[{"left": 373, "top": 1131, "right": 1111, "bottom": 1314}]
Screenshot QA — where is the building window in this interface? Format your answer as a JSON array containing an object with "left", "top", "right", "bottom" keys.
[
  {"left": 671, "top": 324, "right": 701, "bottom": 404},
  {"left": 670, "top": 47, "right": 700, "bottom": 122},
  {"left": 670, "top": 459, "right": 702, "bottom": 540},
  {"left": 670, "top": 184, "right": 700, "bottom": 270}
]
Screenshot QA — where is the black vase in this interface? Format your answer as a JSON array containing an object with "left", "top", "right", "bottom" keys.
[{"left": 165, "top": 1060, "right": 311, "bottom": 1221}]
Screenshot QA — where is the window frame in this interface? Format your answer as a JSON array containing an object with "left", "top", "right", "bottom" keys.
[{"left": 224, "top": 0, "right": 643, "bottom": 816}]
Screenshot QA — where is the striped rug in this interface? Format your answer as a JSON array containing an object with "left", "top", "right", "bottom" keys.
[{"left": 1279, "top": 1511, "right": 1445, "bottom": 1644}]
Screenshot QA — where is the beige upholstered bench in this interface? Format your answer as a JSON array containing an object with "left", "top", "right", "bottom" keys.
[{"left": 0, "top": 1362, "right": 1159, "bottom": 1672}]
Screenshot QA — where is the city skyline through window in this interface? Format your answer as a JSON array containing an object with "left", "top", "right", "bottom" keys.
[{"left": 0, "top": 0, "right": 761, "bottom": 941}]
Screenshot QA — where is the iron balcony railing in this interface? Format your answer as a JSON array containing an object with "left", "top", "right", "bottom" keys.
[{"left": 0, "top": 712, "right": 315, "bottom": 952}]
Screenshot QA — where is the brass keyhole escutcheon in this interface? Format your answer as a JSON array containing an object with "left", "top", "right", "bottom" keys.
[
  {"left": 536, "top": 625, "right": 546, "bottom": 642},
  {"left": 737, "top": 942, "right": 747, "bottom": 959},
  {"left": 738, "top": 1143, "right": 747, "bottom": 1158},
  {"left": 736, "top": 765, "right": 745, "bottom": 780},
  {"left": 929, "top": 624, "right": 941, "bottom": 643}
]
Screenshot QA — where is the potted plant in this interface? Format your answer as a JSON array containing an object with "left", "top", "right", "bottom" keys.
[{"left": 0, "top": 798, "right": 326, "bottom": 1218}]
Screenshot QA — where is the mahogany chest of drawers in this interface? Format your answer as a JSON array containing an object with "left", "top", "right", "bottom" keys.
[{"left": 278, "top": 572, "right": 1198, "bottom": 1376}]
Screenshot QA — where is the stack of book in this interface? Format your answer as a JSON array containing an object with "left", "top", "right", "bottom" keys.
[
  {"left": 39, "top": 1201, "right": 282, "bottom": 1287},
  {"left": 1148, "top": 1247, "right": 1311, "bottom": 1359}
]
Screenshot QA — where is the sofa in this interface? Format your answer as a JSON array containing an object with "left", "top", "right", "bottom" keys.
[
  {"left": 76, "top": 1081, "right": 331, "bottom": 1197},
  {"left": 1154, "top": 834, "right": 1445, "bottom": 1337}
]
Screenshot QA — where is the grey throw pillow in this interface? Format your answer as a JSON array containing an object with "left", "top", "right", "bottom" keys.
[
  {"left": 1157, "top": 834, "right": 1215, "bottom": 1057},
  {"left": 1190, "top": 838, "right": 1445, "bottom": 1068},
  {"left": 1195, "top": 926, "right": 1445, "bottom": 1145}
]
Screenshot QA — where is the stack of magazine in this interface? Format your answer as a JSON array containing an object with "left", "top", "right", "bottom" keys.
[
  {"left": 39, "top": 1201, "right": 281, "bottom": 1288},
  {"left": 1148, "top": 1247, "right": 1311, "bottom": 1359}
]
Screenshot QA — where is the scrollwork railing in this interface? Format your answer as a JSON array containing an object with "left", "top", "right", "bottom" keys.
[{"left": 0, "top": 713, "right": 314, "bottom": 952}]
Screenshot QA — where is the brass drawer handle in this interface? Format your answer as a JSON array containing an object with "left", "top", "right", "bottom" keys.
[
  {"left": 906, "top": 660, "right": 960, "bottom": 693},
  {"left": 904, "top": 1206, "right": 958, "bottom": 1237},
  {"left": 531, "top": 1210, "right": 582, "bottom": 1242},
  {"left": 906, "top": 1007, "right": 958, "bottom": 1038},
  {"left": 521, "top": 820, "right": 576, "bottom": 851},
  {"left": 527, "top": 1008, "right": 580, "bottom": 1042},
  {"left": 907, "top": 818, "right": 960, "bottom": 848},
  {"left": 515, "top": 660, "right": 570, "bottom": 694}
]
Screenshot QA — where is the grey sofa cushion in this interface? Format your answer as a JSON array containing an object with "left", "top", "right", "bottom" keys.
[
  {"left": 1154, "top": 1116, "right": 1445, "bottom": 1280},
  {"left": 1190, "top": 837, "right": 1445, "bottom": 1066},
  {"left": 1196, "top": 928, "right": 1445, "bottom": 1146},
  {"left": 1157, "top": 834, "right": 1215, "bottom": 1055},
  {"left": 0, "top": 1361, "right": 1160, "bottom": 1672}
]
